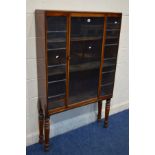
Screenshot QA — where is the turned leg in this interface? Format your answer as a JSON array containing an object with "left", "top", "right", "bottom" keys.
[
  {"left": 97, "top": 100, "right": 102, "bottom": 122},
  {"left": 104, "top": 98, "right": 111, "bottom": 128},
  {"left": 44, "top": 116, "right": 50, "bottom": 151},
  {"left": 39, "top": 111, "right": 44, "bottom": 144},
  {"left": 38, "top": 100, "right": 44, "bottom": 144}
]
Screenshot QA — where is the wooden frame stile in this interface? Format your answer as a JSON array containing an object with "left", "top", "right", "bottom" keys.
[
  {"left": 44, "top": 12, "right": 50, "bottom": 151},
  {"left": 45, "top": 12, "right": 49, "bottom": 118},
  {"left": 97, "top": 16, "right": 107, "bottom": 122},
  {"left": 65, "top": 13, "right": 71, "bottom": 108},
  {"left": 98, "top": 16, "right": 107, "bottom": 98}
]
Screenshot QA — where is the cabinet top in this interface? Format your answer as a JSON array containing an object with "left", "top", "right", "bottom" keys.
[{"left": 35, "top": 10, "right": 122, "bottom": 17}]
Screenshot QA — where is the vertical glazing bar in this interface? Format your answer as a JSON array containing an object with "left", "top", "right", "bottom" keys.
[
  {"left": 45, "top": 12, "right": 49, "bottom": 112},
  {"left": 98, "top": 16, "right": 107, "bottom": 97},
  {"left": 65, "top": 14, "right": 71, "bottom": 107}
]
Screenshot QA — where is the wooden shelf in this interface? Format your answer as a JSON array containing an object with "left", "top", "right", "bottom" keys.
[
  {"left": 106, "top": 29, "right": 120, "bottom": 31},
  {"left": 102, "top": 70, "right": 115, "bottom": 74},
  {"left": 71, "top": 36, "right": 102, "bottom": 42},
  {"left": 104, "top": 57, "right": 116, "bottom": 61},
  {"left": 48, "top": 36, "right": 103, "bottom": 43},
  {"left": 48, "top": 38, "right": 66, "bottom": 43},
  {"left": 81, "top": 24, "right": 103, "bottom": 29},
  {"left": 106, "top": 36, "right": 119, "bottom": 39},
  {"left": 47, "top": 30, "right": 66, "bottom": 33},
  {"left": 48, "top": 61, "right": 99, "bottom": 76},
  {"left": 48, "top": 79, "right": 66, "bottom": 84},
  {"left": 101, "top": 82, "right": 113, "bottom": 87},
  {"left": 48, "top": 47, "right": 66, "bottom": 51},
  {"left": 105, "top": 43, "right": 118, "bottom": 46},
  {"left": 48, "top": 93, "right": 65, "bottom": 100},
  {"left": 48, "top": 61, "right": 115, "bottom": 77},
  {"left": 107, "top": 22, "right": 120, "bottom": 25},
  {"left": 48, "top": 63, "right": 66, "bottom": 68},
  {"left": 103, "top": 62, "right": 116, "bottom": 67}
]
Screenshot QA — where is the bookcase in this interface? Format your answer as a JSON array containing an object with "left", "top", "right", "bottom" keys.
[{"left": 35, "top": 10, "right": 122, "bottom": 151}]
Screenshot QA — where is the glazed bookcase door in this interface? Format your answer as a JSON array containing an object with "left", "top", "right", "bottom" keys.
[
  {"left": 69, "top": 16, "right": 104, "bottom": 104},
  {"left": 101, "top": 17, "right": 121, "bottom": 96},
  {"left": 46, "top": 16, "right": 67, "bottom": 109}
]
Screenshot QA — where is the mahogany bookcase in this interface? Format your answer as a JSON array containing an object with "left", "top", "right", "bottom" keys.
[{"left": 35, "top": 10, "right": 122, "bottom": 151}]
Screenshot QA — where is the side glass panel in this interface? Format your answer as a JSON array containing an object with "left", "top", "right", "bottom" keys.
[
  {"left": 101, "top": 17, "right": 121, "bottom": 96},
  {"left": 69, "top": 17, "right": 104, "bottom": 104},
  {"left": 47, "top": 16, "right": 67, "bottom": 109}
]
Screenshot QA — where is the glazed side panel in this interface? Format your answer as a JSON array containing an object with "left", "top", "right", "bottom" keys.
[{"left": 100, "top": 14, "right": 122, "bottom": 98}]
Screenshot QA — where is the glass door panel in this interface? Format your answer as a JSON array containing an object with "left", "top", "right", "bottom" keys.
[
  {"left": 69, "top": 17, "right": 104, "bottom": 104},
  {"left": 47, "top": 16, "right": 67, "bottom": 109}
]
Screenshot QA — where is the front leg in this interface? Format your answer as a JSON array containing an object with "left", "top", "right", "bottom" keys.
[
  {"left": 104, "top": 98, "right": 111, "bottom": 128},
  {"left": 44, "top": 116, "right": 50, "bottom": 151},
  {"left": 38, "top": 100, "right": 44, "bottom": 144},
  {"left": 39, "top": 112, "right": 44, "bottom": 144},
  {"left": 97, "top": 100, "right": 102, "bottom": 122}
]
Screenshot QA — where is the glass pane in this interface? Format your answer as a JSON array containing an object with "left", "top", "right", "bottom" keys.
[
  {"left": 106, "top": 17, "right": 121, "bottom": 29},
  {"left": 101, "top": 16, "right": 121, "bottom": 96},
  {"left": 101, "top": 67, "right": 115, "bottom": 96},
  {"left": 104, "top": 46, "right": 118, "bottom": 58},
  {"left": 47, "top": 16, "right": 67, "bottom": 109},
  {"left": 101, "top": 84, "right": 114, "bottom": 96},
  {"left": 69, "top": 17, "right": 104, "bottom": 104}
]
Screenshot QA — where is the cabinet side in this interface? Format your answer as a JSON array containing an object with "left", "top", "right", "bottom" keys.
[{"left": 35, "top": 10, "right": 48, "bottom": 115}]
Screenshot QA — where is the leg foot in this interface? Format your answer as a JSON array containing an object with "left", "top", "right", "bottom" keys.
[
  {"left": 104, "top": 98, "right": 111, "bottom": 128},
  {"left": 38, "top": 100, "right": 44, "bottom": 144},
  {"left": 44, "top": 117, "right": 50, "bottom": 151},
  {"left": 97, "top": 100, "right": 102, "bottom": 122}
]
